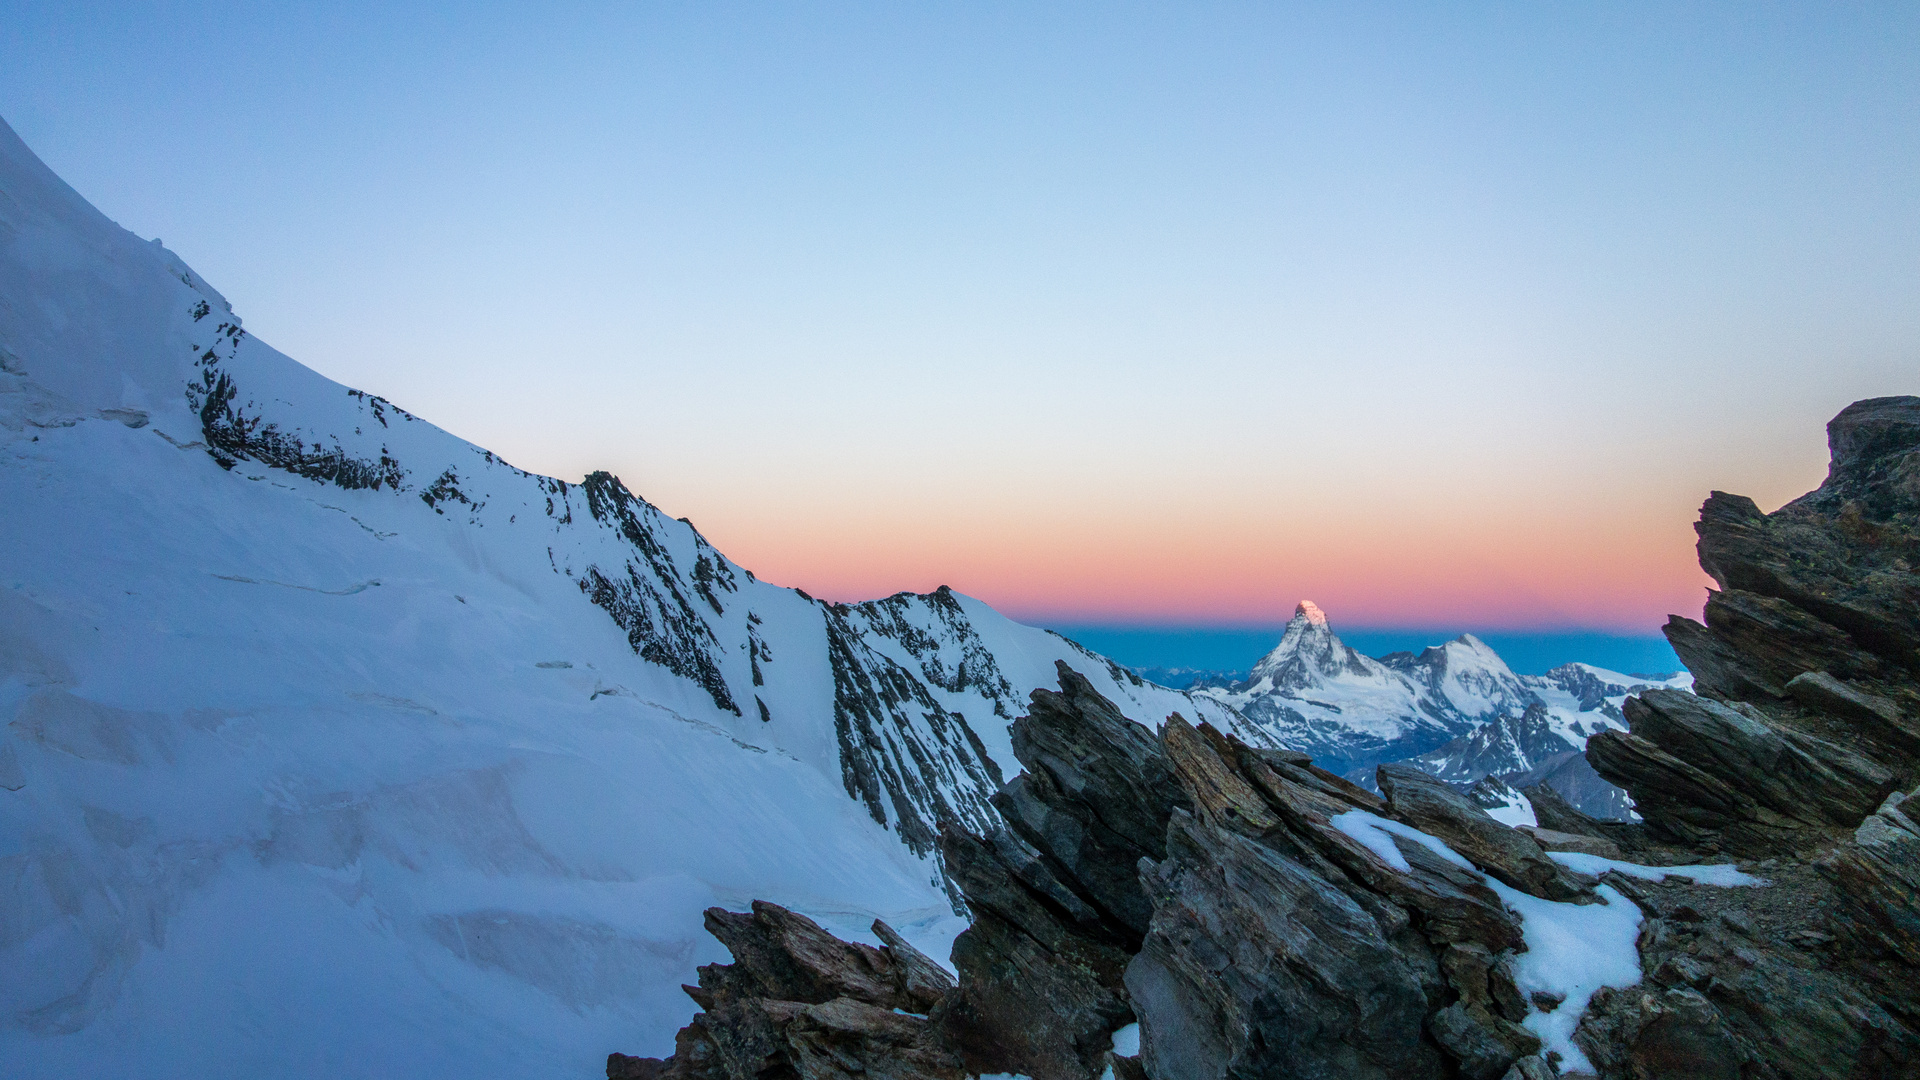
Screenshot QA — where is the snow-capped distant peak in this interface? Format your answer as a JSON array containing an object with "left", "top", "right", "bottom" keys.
[{"left": 1244, "top": 599, "right": 1378, "bottom": 693}]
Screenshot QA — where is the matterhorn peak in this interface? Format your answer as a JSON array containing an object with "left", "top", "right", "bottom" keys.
[{"left": 1294, "top": 599, "right": 1329, "bottom": 627}]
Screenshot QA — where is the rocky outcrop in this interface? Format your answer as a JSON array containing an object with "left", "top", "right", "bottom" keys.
[
  {"left": 990, "top": 663, "right": 1192, "bottom": 941},
  {"left": 939, "top": 677, "right": 1556, "bottom": 1080},
  {"left": 612, "top": 398, "right": 1920, "bottom": 1080},
  {"left": 1591, "top": 689, "right": 1894, "bottom": 854},
  {"left": 1565, "top": 397, "right": 1920, "bottom": 1075},
  {"left": 1377, "top": 764, "right": 1588, "bottom": 901},
  {"left": 1127, "top": 716, "right": 1541, "bottom": 1080},
  {"left": 1592, "top": 397, "right": 1920, "bottom": 858},
  {"left": 1571, "top": 851, "right": 1919, "bottom": 1080},
  {"left": 930, "top": 662, "right": 1188, "bottom": 1080},
  {"left": 606, "top": 901, "right": 963, "bottom": 1080}
]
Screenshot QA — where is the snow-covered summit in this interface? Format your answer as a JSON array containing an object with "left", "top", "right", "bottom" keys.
[
  {"left": 0, "top": 117, "right": 1258, "bottom": 1078},
  {"left": 1194, "top": 603, "right": 1689, "bottom": 804},
  {"left": 1243, "top": 599, "right": 1389, "bottom": 694}
]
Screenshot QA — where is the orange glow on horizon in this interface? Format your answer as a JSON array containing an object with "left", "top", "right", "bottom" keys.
[{"left": 683, "top": 486, "right": 1721, "bottom": 634}]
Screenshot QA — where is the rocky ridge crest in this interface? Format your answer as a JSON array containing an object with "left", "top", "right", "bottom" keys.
[{"left": 611, "top": 397, "right": 1920, "bottom": 1080}]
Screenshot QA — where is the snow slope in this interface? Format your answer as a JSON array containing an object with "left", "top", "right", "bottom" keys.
[{"left": 0, "top": 117, "right": 1252, "bottom": 1078}]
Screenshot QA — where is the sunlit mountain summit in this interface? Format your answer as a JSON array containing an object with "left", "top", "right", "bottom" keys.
[{"left": 1191, "top": 601, "right": 1689, "bottom": 812}]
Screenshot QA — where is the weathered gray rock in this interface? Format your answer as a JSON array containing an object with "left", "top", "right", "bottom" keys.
[
  {"left": 1376, "top": 763, "right": 1588, "bottom": 900},
  {"left": 1427, "top": 1001, "right": 1541, "bottom": 1080},
  {"left": 1127, "top": 808, "right": 1447, "bottom": 1080},
  {"left": 1498, "top": 1058, "right": 1555, "bottom": 1080},
  {"left": 928, "top": 663, "right": 1197, "bottom": 1080},
  {"left": 1518, "top": 825, "right": 1623, "bottom": 860},
  {"left": 609, "top": 901, "right": 966, "bottom": 1080},
  {"left": 992, "top": 661, "right": 1193, "bottom": 941},
  {"left": 1573, "top": 862, "right": 1918, "bottom": 1080},
  {"left": 869, "top": 919, "right": 957, "bottom": 1013},
  {"left": 1630, "top": 689, "right": 1894, "bottom": 826},
  {"left": 933, "top": 824, "right": 1133, "bottom": 1080},
  {"left": 1690, "top": 399, "right": 1920, "bottom": 680},
  {"left": 1821, "top": 785, "right": 1920, "bottom": 972},
  {"left": 1674, "top": 588, "right": 1887, "bottom": 703},
  {"left": 1787, "top": 671, "right": 1920, "bottom": 752},
  {"left": 1596, "top": 689, "right": 1897, "bottom": 853},
  {"left": 694, "top": 901, "right": 911, "bottom": 1010},
  {"left": 1136, "top": 715, "right": 1549, "bottom": 1079},
  {"left": 1586, "top": 728, "right": 1773, "bottom": 848}
]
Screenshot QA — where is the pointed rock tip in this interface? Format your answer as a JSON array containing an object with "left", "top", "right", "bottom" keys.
[{"left": 1294, "top": 600, "right": 1328, "bottom": 627}]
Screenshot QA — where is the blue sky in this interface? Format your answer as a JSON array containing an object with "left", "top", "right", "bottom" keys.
[{"left": 3, "top": 2, "right": 1915, "bottom": 653}]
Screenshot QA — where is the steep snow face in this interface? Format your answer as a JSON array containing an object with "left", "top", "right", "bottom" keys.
[
  {"left": 1196, "top": 605, "right": 1690, "bottom": 791},
  {"left": 1390, "top": 634, "right": 1538, "bottom": 723},
  {"left": 0, "top": 118, "right": 1250, "bottom": 1079}
]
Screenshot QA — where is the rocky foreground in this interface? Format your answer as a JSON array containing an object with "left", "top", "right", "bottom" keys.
[{"left": 608, "top": 397, "right": 1920, "bottom": 1080}]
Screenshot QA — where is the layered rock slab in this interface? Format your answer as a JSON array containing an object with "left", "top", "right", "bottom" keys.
[{"left": 608, "top": 902, "right": 962, "bottom": 1080}]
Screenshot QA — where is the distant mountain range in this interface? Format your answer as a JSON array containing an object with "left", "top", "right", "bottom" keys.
[{"left": 1180, "top": 601, "right": 1690, "bottom": 817}]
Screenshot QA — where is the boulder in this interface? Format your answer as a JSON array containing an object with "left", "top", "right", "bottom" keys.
[
  {"left": 1518, "top": 826, "right": 1623, "bottom": 860},
  {"left": 1426, "top": 1001, "right": 1541, "bottom": 1080}
]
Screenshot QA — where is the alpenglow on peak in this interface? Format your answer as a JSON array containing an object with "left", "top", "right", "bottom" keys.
[{"left": 1295, "top": 599, "right": 1329, "bottom": 627}]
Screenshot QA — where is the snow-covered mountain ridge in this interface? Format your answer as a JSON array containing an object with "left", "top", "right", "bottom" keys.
[
  {"left": 1191, "top": 602, "right": 1689, "bottom": 805},
  {"left": 0, "top": 118, "right": 1258, "bottom": 1078}
]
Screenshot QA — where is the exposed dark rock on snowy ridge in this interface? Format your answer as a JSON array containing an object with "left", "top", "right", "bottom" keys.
[
  {"left": 173, "top": 317, "right": 1239, "bottom": 888},
  {"left": 606, "top": 901, "right": 965, "bottom": 1080},
  {"left": 625, "top": 397, "right": 1920, "bottom": 1080}
]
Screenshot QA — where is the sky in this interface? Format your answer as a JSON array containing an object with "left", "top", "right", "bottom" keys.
[{"left": 3, "top": 2, "right": 1916, "bottom": 661}]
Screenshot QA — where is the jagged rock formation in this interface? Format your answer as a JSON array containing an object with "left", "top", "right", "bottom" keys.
[
  {"left": 627, "top": 665, "right": 1557, "bottom": 1080},
  {"left": 618, "top": 398, "right": 1920, "bottom": 1080},
  {"left": 1530, "top": 396, "right": 1920, "bottom": 1076},
  {"left": 1591, "top": 396, "right": 1920, "bottom": 858},
  {"left": 931, "top": 663, "right": 1187, "bottom": 1080},
  {"left": 606, "top": 902, "right": 963, "bottom": 1080}
]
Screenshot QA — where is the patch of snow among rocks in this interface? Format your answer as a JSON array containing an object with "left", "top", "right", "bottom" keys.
[
  {"left": 1331, "top": 809, "right": 1760, "bottom": 1074},
  {"left": 1481, "top": 787, "right": 1537, "bottom": 828},
  {"left": 1547, "top": 851, "right": 1768, "bottom": 887}
]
